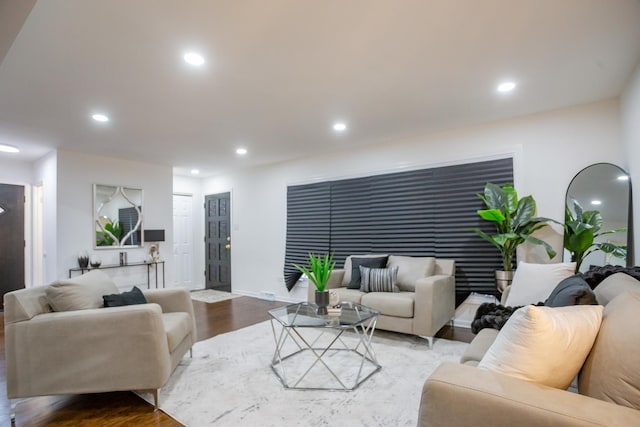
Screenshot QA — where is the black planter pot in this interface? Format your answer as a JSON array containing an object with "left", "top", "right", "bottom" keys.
[{"left": 315, "top": 290, "right": 329, "bottom": 315}]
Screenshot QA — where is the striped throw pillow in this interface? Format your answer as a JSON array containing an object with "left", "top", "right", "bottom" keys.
[{"left": 359, "top": 266, "right": 399, "bottom": 293}]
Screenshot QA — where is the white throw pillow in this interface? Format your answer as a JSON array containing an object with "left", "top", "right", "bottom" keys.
[
  {"left": 505, "top": 261, "right": 576, "bottom": 306},
  {"left": 477, "top": 304, "right": 603, "bottom": 390}
]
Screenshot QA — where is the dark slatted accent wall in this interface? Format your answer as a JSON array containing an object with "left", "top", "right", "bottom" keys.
[
  {"left": 330, "top": 177, "right": 374, "bottom": 267},
  {"left": 432, "top": 159, "right": 514, "bottom": 303},
  {"left": 284, "top": 157, "right": 514, "bottom": 302},
  {"left": 284, "top": 182, "right": 331, "bottom": 290}
]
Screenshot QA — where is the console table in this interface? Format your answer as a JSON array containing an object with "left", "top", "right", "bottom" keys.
[{"left": 68, "top": 261, "right": 165, "bottom": 289}]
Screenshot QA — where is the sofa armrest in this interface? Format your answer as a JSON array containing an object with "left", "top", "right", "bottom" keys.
[
  {"left": 307, "top": 269, "right": 346, "bottom": 301},
  {"left": 144, "top": 288, "right": 194, "bottom": 314},
  {"left": 143, "top": 287, "right": 196, "bottom": 345},
  {"left": 418, "top": 362, "right": 640, "bottom": 427},
  {"left": 413, "top": 275, "right": 455, "bottom": 337},
  {"left": 6, "top": 304, "right": 172, "bottom": 399}
]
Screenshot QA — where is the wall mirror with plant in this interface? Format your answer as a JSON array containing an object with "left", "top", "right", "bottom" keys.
[{"left": 93, "top": 184, "right": 143, "bottom": 249}]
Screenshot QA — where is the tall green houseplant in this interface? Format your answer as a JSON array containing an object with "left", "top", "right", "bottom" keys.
[
  {"left": 564, "top": 199, "right": 627, "bottom": 272},
  {"left": 471, "top": 183, "right": 557, "bottom": 275}
]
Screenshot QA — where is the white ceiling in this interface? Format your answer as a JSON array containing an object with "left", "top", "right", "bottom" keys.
[{"left": 1, "top": 0, "right": 640, "bottom": 177}]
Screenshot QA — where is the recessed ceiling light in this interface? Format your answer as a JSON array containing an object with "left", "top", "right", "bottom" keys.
[
  {"left": 617, "top": 175, "right": 629, "bottom": 181},
  {"left": 190, "top": 169, "right": 200, "bottom": 175},
  {"left": 92, "top": 113, "right": 109, "bottom": 122},
  {"left": 333, "top": 122, "right": 347, "bottom": 132},
  {"left": 0, "top": 144, "right": 20, "bottom": 153},
  {"left": 591, "top": 200, "right": 602, "bottom": 206},
  {"left": 184, "top": 52, "right": 205, "bottom": 66},
  {"left": 496, "top": 81, "right": 517, "bottom": 93},
  {"left": 236, "top": 147, "right": 248, "bottom": 155}
]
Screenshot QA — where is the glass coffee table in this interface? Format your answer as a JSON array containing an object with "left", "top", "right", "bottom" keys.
[{"left": 268, "top": 301, "right": 380, "bottom": 391}]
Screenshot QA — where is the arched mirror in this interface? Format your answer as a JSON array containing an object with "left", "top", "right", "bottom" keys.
[
  {"left": 564, "top": 163, "right": 633, "bottom": 272},
  {"left": 93, "top": 184, "right": 143, "bottom": 249}
]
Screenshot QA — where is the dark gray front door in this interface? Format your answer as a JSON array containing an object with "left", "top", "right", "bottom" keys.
[
  {"left": 0, "top": 184, "right": 25, "bottom": 308},
  {"left": 205, "top": 192, "right": 231, "bottom": 291}
]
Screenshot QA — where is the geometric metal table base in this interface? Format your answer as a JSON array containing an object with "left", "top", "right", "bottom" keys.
[{"left": 269, "top": 303, "right": 381, "bottom": 391}]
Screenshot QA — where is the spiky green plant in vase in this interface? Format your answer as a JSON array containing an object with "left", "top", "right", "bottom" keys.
[{"left": 293, "top": 252, "right": 335, "bottom": 314}]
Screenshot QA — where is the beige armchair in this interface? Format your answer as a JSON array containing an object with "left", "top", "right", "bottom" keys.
[{"left": 4, "top": 270, "right": 196, "bottom": 421}]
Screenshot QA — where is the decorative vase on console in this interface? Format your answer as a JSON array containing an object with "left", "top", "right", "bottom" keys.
[
  {"left": 293, "top": 252, "right": 335, "bottom": 315},
  {"left": 77, "top": 251, "right": 89, "bottom": 268},
  {"left": 90, "top": 255, "right": 102, "bottom": 268}
]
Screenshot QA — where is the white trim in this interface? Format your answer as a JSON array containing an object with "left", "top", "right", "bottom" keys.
[{"left": 287, "top": 149, "right": 519, "bottom": 187}]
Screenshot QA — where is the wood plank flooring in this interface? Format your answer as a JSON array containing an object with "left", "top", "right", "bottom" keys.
[{"left": 0, "top": 295, "right": 473, "bottom": 426}]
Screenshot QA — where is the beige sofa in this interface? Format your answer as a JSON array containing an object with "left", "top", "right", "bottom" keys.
[
  {"left": 307, "top": 255, "right": 455, "bottom": 347},
  {"left": 418, "top": 272, "right": 640, "bottom": 426},
  {"left": 4, "top": 270, "right": 196, "bottom": 418}
]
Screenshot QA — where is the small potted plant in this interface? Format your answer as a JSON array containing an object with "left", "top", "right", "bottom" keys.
[
  {"left": 293, "top": 252, "right": 335, "bottom": 314},
  {"left": 471, "top": 182, "right": 557, "bottom": 292},
  {"left": 564, "top": 199, "right": 627, "bottom": 272}
]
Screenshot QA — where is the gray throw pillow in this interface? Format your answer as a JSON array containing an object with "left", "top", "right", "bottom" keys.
[
  {"left": 359, "top": 266, "right": 399, "bottom": 293},
  {"left": 544, "top": 274, "right": 597, "bottom": 307},
  {"left": 348, "top": 256, "right": 389, "bottom": 289}
]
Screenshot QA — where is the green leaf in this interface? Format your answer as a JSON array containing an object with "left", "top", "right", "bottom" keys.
[
  {"left": 512, "top": 196, "right": 536, "bottom": 228},
  {"left": 477, "top": 209, "right": 505, "bottom": 223},
  {"left": 502, "top": 183, "right": 518, "bottom": 215},
  {"left": 572, "top": 199, "right": 584, "bottom": 220},
  {"left": 582, "top": 210, "right": 603, "bottom": 233},
  {"left": 565, "top": 228, "right": 594, "bottom": 254},
  {"left": 523, "top": 234, "right": 557, "bottom": 259},
  {"left": 483, "top": 182, "right": 506, "bottom": 210}
]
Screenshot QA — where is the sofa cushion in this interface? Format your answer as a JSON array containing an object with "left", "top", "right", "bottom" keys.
[
  {"left": 335, "top": 288, "right": 365, "bottom": 304},
  {"left": 478, "top": 304, "right": 603, "bottom": 390},
  {"left": 579, "top": 290, "right": 640, "bottom": 410},
  {"left": 341, "top": 254, "right": 389, "bottom": 287},
  {"left": 46, "top": 270, "right": 119, "bottom": 312},
  {"left": 593, "top": 272, "right": 640, "bottom": 306},
  {"left": 103, "top": 286, "right": 148, "bottom": 307},
  {"left": 544, "top": 274, "right": 597, "bottom": 307},
  {"left": 361, "top": 292, "right": 414, "bottom": 318},
  {"left": 387, "top": 255, "right": 435, "bottom": 291},
  {"left": 348, "top": 256, "right": 389, "bottom": 289},
  {"left": 505, "top": 261, "right": 576, "bottom": 306},
  {"left": 359, "top": 266, "right": 399, "bottom": 293},
  {"left": 162, "top": 312, "right": 192, "bottom": 352}
]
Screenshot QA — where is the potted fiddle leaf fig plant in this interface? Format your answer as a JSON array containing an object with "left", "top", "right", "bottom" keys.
[
  {"left": 564, "top": 199, "right": 627, "bottom": 272},
  {"left": 293, "top": 252, "right": 335, "bottom": 314},
  {"left": 471, "top": 182, "right": 557, "bottom": 292}
]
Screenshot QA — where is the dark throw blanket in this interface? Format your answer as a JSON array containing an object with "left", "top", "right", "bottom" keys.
[
  {"left": 471, "top": 264, "right": 640, "bottom": 335},
  {"left": 470, "top": 302, "right": 544, "bottom": 334}
]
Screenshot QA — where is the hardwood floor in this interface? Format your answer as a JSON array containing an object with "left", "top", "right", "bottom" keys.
[{"left": 0, "top": 295, "right": 472, "bottom": 426}]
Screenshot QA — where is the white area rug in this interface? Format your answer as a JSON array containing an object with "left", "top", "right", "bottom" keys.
[
  {"left": 142, "top": 321, "right": 468, "bottom": 426},
  {"left": 190, "top": 289, "right": 242, "bottom": 303}
]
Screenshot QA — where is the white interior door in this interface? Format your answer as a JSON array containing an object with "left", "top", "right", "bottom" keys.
[{"left": 173, "top": 194, "right": 195, "bottom": 289}]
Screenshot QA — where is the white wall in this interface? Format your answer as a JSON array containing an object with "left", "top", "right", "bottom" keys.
[
  {"left": 55, "top": 150, "right": 173, "bottom": 289},
  {"left": 33, "top": 151, "right": 57, "bottom": 285},
  {"left": 203, "top": 99, "right": 624, "bottom": 302},
  {"left": 173, "top": 175, "right": 205, "bottom": 289},
  {"left": 621, "top": 62, "right": 640, "bottom": 265},
  {"left": 0, "top": 157, "right": 32, "bottom": 184}
]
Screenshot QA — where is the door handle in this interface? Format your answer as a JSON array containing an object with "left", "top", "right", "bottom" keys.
[
  {"left": 225, "top": 244, "right": 231, "bottom": 249},
  {"left": 226, "top": 236, "right": 231, "bottom": 242}
]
